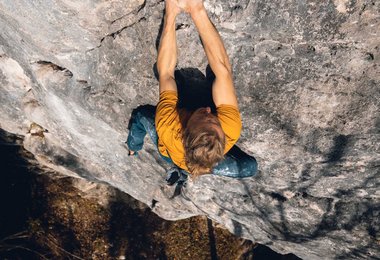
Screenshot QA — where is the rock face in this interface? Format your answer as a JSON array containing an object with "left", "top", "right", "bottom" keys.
[{"left": 0, "top": 0, "right": 379, "bottom": 259}]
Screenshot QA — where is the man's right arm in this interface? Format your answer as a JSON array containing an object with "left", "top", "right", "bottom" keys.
[
  {"left": 157, "top": 1, "right": 180, "bottom": 93},
  {"left": 188, "top": 1, "right": 238, "bottom": 107}
]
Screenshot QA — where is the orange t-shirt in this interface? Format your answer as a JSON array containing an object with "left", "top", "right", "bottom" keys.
[{"left": 155, "top": 90, "right": 242, "bottom": 171}]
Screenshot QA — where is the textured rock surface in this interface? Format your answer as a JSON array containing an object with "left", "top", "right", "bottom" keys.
[{"left": 0, "top": 0, "right": 379, "bottom": 259}]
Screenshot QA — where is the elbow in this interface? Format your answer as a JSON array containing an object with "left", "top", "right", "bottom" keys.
[
  {"left": 222, "top": 60, "right": 232, "bottom": 74},
  {"left": 214, "top": 61, "right": 232, "bottom": 78},
  {"left": 158, "top": 71, "right": 175, "bottom": 82},
  {"left": 156, "top": 59, "right": 176, "bottom": 79},
  {"left": 157, "top": 65, "right": 175, "bottom": 80}
]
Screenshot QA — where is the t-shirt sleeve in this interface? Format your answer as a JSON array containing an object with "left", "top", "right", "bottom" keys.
[
  {"left": 155, "top": 91, "right": 178, "bottom": 139},
  {"left": 216, "top": 104, "right": 242, "bottom": 153}
]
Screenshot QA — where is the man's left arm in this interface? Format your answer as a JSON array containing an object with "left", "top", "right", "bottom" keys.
[{"left": 157, "top": 0, "right": 180, "bottom": 93}]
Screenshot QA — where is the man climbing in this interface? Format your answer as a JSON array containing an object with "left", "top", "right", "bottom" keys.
[{"left": 127, "top": 0, "right": 257, "bottom": 182}]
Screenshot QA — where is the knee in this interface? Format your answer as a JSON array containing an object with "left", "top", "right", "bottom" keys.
[
  {"left": 131, "top": 107, "right": 144, "bottom": 120},
  {"left": 248, "top": 157, "right": 258, "bottom": 176},
  {"left": 134, "top": 105, "right": 156, "bottom": 117},
  {"left": 134, "top": 106, "right": 156, "bottom": 124},
  {"left": 242, "top": 156, "right": 258, "bottom": 177}
]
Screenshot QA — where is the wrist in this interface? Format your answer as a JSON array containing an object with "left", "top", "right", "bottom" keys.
[
  {"left": 165, "top": 2, "right": 181, "bottom": 19},
  {"left": 165, "top": 12, "right": 177, "bottom": 25},
  {"left": 190, "top": 5, "right": 207, "bottom": 19}
]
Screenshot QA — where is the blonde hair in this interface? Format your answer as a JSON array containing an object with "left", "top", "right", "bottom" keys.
[{"left": 183, "top": 127, "right": 225, "bottom": 177}]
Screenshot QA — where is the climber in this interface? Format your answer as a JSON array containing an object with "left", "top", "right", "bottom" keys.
[{"left": 126, "top": 0, "right": 257, "bottom": 182}]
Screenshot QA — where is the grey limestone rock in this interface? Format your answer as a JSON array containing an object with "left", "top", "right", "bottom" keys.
[{"left": 0, "top": 0, "right": 379, "bottom": 259}]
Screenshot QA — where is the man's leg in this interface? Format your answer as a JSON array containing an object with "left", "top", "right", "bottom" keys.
[
  {"left": 212, "top": 146, "right": 258, "bottom": 178},
  {"left": 126, "top": 105, "right": 173, "bottom": 163},
  {"left": 126, "top": 105, "right": 156, "bottom": 152}
]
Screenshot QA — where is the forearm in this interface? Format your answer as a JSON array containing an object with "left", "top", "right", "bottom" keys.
[
  {"left": 191, "top": 7, "right": 232, "bottom": 76},
  {"left": 157, "top": 13, "right": 177, "bottom": 78}
]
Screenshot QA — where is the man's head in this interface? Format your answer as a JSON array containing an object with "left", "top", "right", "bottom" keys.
[{"left": 183, "top": 107, "right": 225, "bottom": 176}]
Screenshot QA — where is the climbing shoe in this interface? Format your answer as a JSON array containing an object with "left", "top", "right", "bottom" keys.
[{"left": 166, "top": 167, "right": 181, "bottom": 186}]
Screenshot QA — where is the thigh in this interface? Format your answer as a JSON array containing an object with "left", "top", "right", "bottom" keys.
[{"left": 133, "top": 105, "right": 158, "bottom": 145}]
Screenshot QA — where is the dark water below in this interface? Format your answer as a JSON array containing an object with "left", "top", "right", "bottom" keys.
[{"left": 0, "top": 129, "right": 301, "bottom": 259}]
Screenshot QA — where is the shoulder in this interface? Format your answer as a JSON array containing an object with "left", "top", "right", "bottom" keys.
[
  {"left": 216, "top": 104, "right": 242, "bottom": 129},
  {"left": 158, "top": 90, "right": 178, "bottom": 105},
  {"left": 155, "top": 90, "right": 179, "bottom": 128},
  {"left": 216, "top": 104, "right": 242, "bottom": 152}
]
